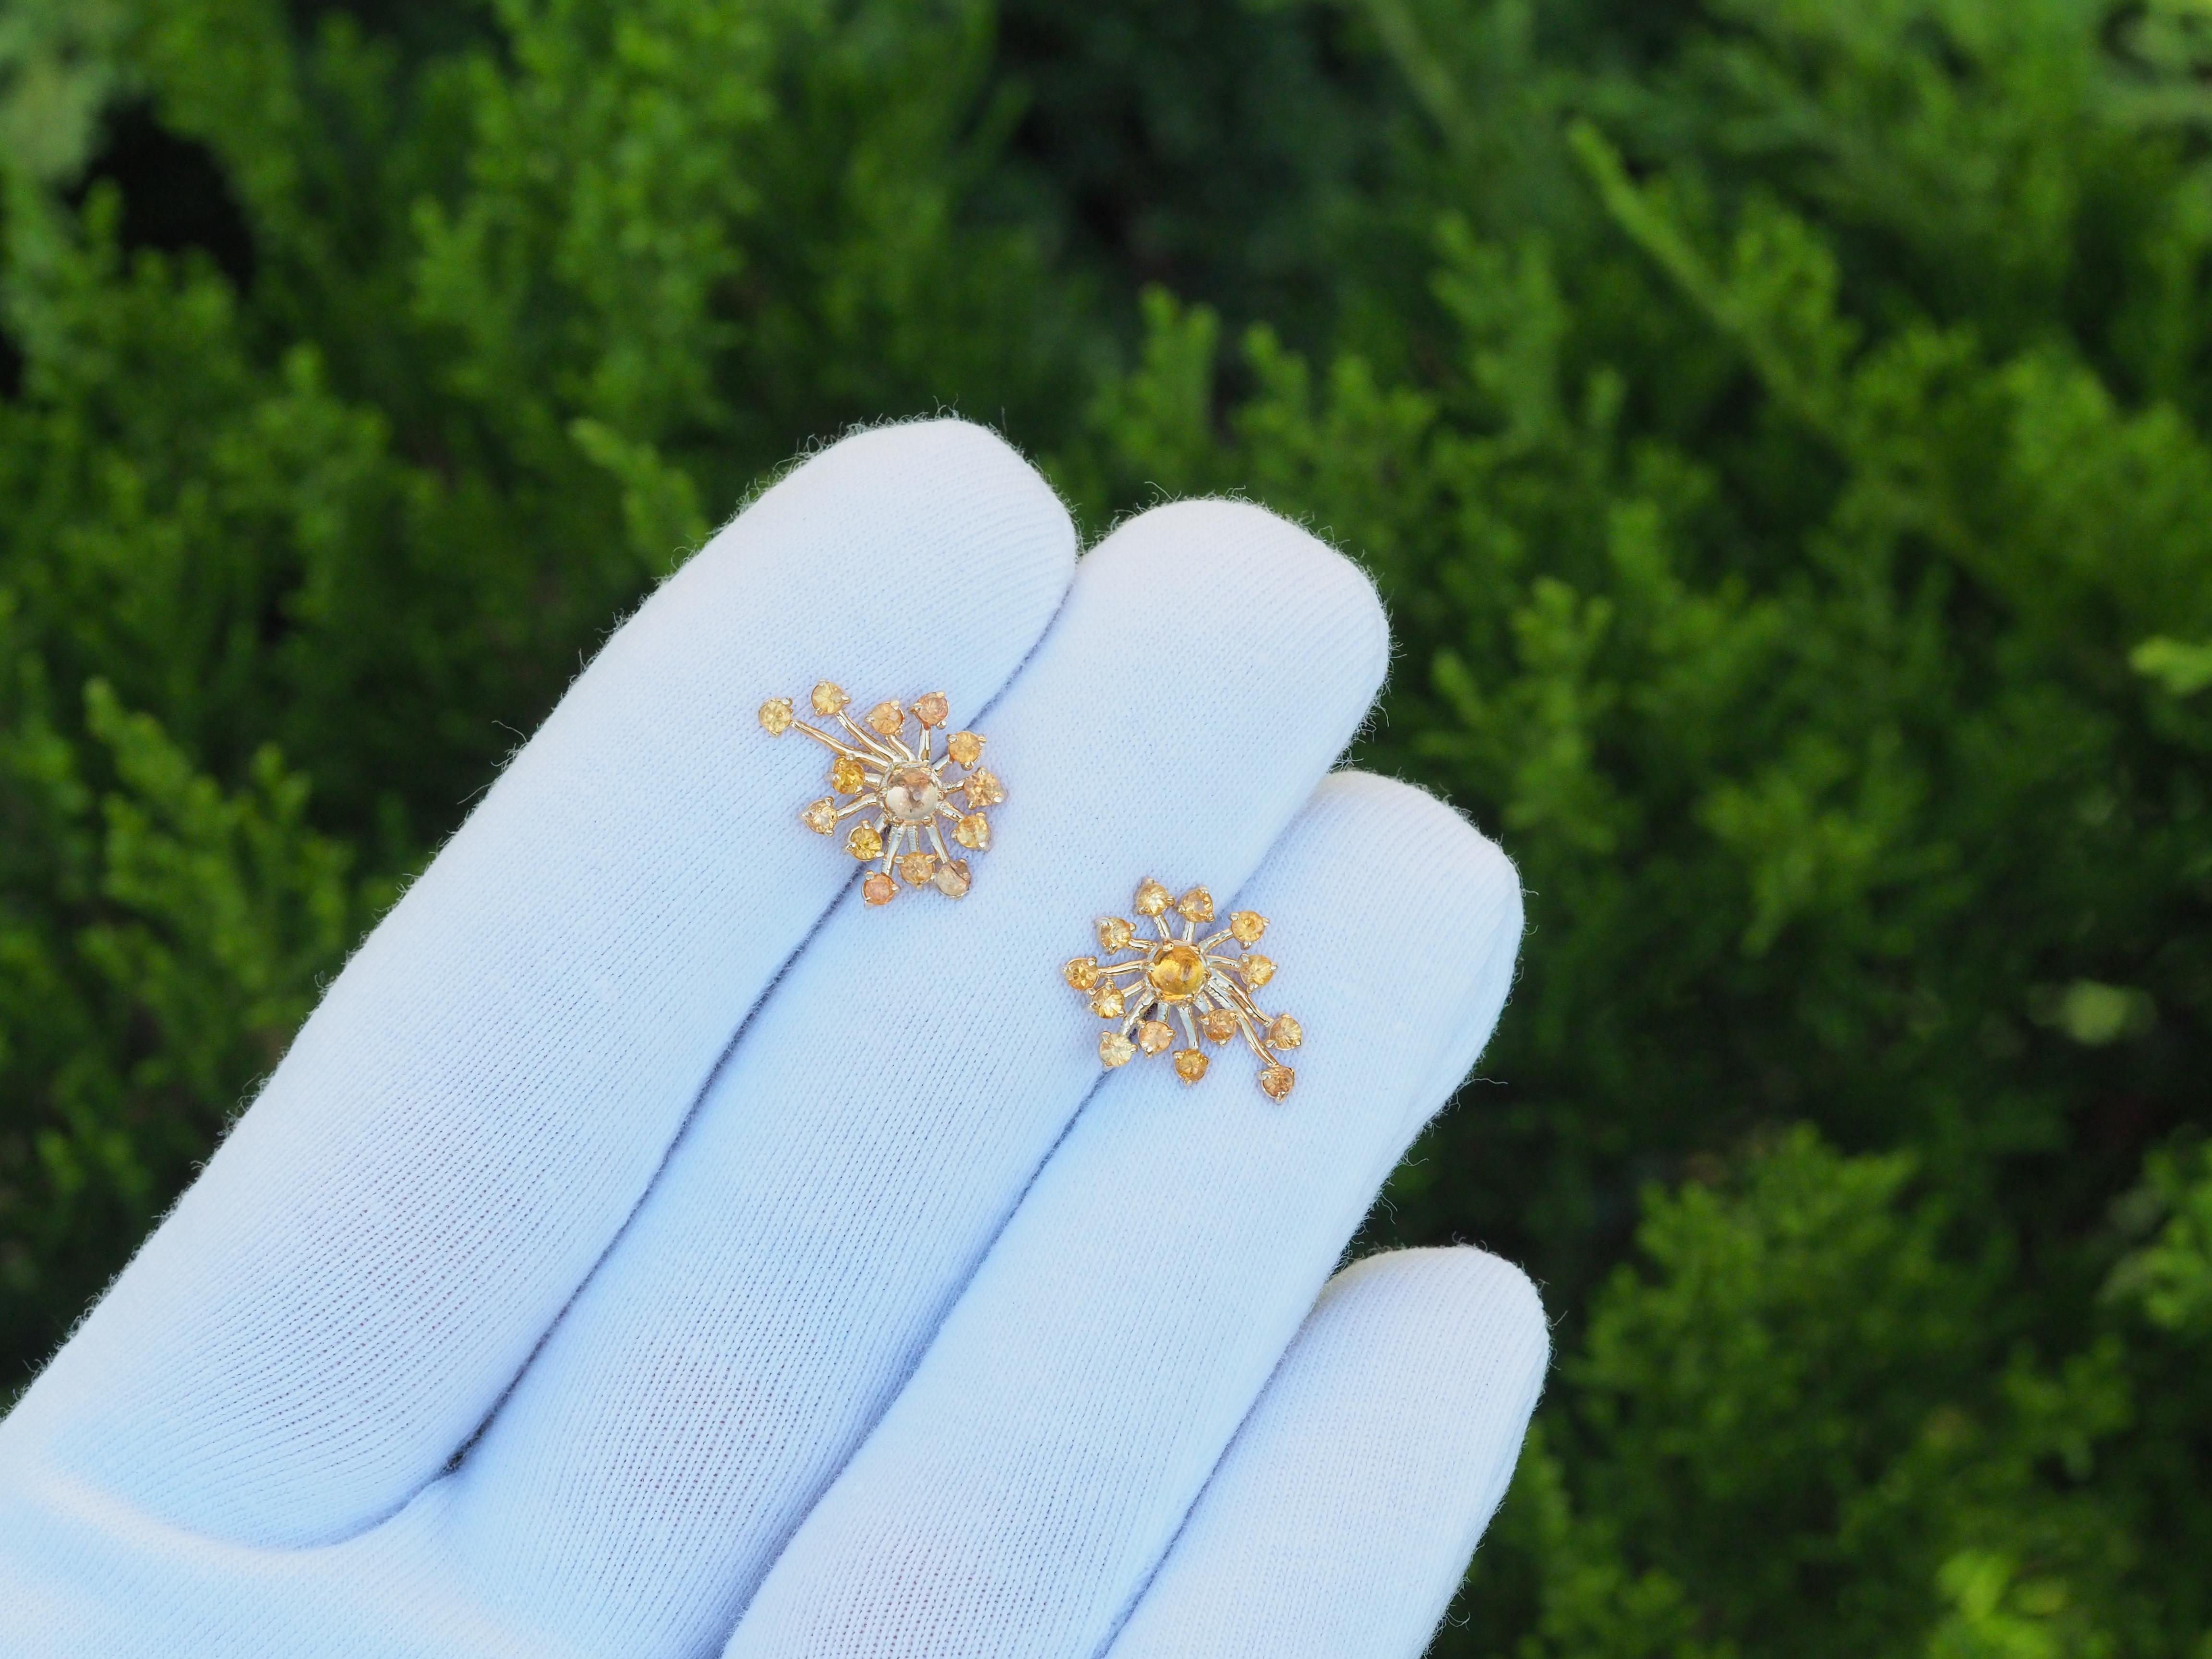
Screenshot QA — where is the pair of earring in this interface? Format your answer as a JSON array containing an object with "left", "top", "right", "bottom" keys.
[{"left": 760, "top": 682, "right": 1300, "bottom": 1101}]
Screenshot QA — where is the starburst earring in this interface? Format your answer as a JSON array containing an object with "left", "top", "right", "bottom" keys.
[
  {"left": 1064, "top": 879, "right": 1302, "bottom": 1099},
  {"left": 759, "top": 681, "right": 1005, "bottom": 905}
]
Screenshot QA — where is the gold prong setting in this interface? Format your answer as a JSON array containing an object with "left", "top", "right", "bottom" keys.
[
  {"left": 760, "top": 681, "right": 1002, "bottom": 905},
  {"left": 1070, "top": 879, "right": 1299, "bottom": 1100}
]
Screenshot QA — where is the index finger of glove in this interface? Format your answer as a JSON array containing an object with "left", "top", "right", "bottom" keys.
[{"left": 3, "top": 421, "right": 1076, "bottom": 1550}]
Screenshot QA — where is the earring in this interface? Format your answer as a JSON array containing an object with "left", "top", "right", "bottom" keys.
[
  {"left": 1064, "top": 879, "right": 1300, "bottom": 1099},
  {"left": 760, "top": 682, "right": 1005, "bottom": 905}
]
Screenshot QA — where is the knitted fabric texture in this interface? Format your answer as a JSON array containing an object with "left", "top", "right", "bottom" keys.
[{"left": 0, "top": 419, "right": 1547, "bottom": 1659}]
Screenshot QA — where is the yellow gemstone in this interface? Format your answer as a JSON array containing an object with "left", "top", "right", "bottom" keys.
[
  {"left": 1229, "top": 910, "right": 1267, "bottom": 944},
  {"left": 1258, "top": 1063, "right": 1296, "bottom": 1101},
  {"left": 867, "top": 700, "right": 904, "bottom": 737},
  {"left": 932, "top": 858, "right": 973, "bottom": 899},
  {"left": 800, "top": 797, "right": 837, "bottom": 835},
  {"left": 965, "top": 769, "right": 1006, "bottom": 807},
  {"left": 1136, "top": 1019, "right": 1174, "bottom": 1055},
  {"left": 881, "top": 766, "right": 944, "bottom": 824},
  {"left": 830, "top": 755, "right": 867, "bottom": 794},
  {"left": 1133, "top": 879, "right": 1171, "bottom": 917},
  {"left": 1176, "top": 887, "right": 1214, "bottom": 923},
  {"left": 1099, "top": 1031, "right": 1137, "bottom": 1068},
  {"left": 1064, "top": 955, "right": 1101, "bottom": 990},
  {"left": 862, "top": 872, "right": 897, "bottom": 906},
  {"left": 759, "top": 697, "right": 795, "bottom": 734},
  {"left": 1174, "top": 1048, "right": 1210, "bottom": 1084},
  {"left": 1147, "top": 942, "right": 1208, "bottom": 1001},
  {"left": 1097, "top": 916, "right": 1135, "bottom": 951},
  {"left": 913, "top": 691, "right": 950, "bottom": 728},
  {"left": 1240, "top": 953, "right": 1276, "bottom": 988},
  {"left": 954, "top": 812, "right": 990, "bottom": 851},
  {"left": 1201, "top": 1008, "right": 1238, "bottom": 1044},
  {"left": 1267, "top": 1013, "right": 1303, "bottom": 1050},
  {"left": 1090, "top": 983, "right": 1126, "bottom": 1018},
  {"left": 847, "top": 823, "right": 883, "bottom": 861},
  {"left": 811, "top": 681, "right": 848, "bottom": 716},
  {"left": 899, "top": 851, "right": 938, "bottom": 886},
  {"left": 947, "top": 730, "right": 984, "bottom": 767}
]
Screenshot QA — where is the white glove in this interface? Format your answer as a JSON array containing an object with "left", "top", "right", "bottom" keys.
[{"left": 0, "top": 420, "right": 1547, "bottom": 1659}]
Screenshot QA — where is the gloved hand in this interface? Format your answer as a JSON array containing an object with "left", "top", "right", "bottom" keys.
[{"left": 0, "top": 420, "right": 1546, "bottom": 1659}]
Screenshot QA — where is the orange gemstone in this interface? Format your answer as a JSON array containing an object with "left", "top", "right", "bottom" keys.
[
  {"left": 800, "top": 797, "right": 837, "bottom": 835},
  {"left": 1240, "top": 953, "right": 1276, "bottom": 988},
  {"left": 1258, "top": 1063, "right": 1295, "bottom": 1101},
  {"left": 1133, "top": 879, "right": 1171, "bottom": 917},
  {"left": 862, "top": 873, "right": 897, "bottom": 905},
  {"left": 947, "top": 731, "right": 984, "bottom": 767},
  {"left": 1267, "top": 1013, "right": 1303, "bottom": 1050},
  {"left": 1136, "top": 1019, "right": 1174, "bottom": 1055},
  {"left": 1064, "top": 956, "right": 1101, "bottom": 990},
  {"left": 1173, "top": 1048, "right": 1210, "bottom": 1084},
  {"left": 867, "top": 700, "right": 905, "bottom": 738},
  {"left": 759, "top": 697, "right": 795, "bottom": 734},
  {"left": 964, "top": 769, "right": 1006, "bottom": 807},
  {"left": 913, "top": 691, "right": 950, "bottom": 728},
  {"left": 1175, "top": 887, "right": 1214, "bottom": 923},
  {"left": 1099, "top": 1031, "right": 1136, "bottom": 1067},
  {"left": 811, "top": 682, "right": 848, "bottom": 715},
  {"left": 1229, "top": 910, "right": 1267, "bottom": 944},
  {"left": 1147, "top": 943, "right": 1208, "bottom": 1001},
  {"left": 1090, "top": 983, "right": 1126, "bottom": 1018},
  {"left": 1097, "top": 916, "right": 1134, "bottom": 951},
  {"left": 954, "top": 812, "right": 989, "bottom": 850},
  {"left": 899, "top": 851, "right": 938, "bottom": 886},
  {"left": 1201, "top": 1008, "right": 1238, "bottom": 1044},
  {"left": 932, "top": 858, "right": 972, "bottom": 899},
  {"left": 830, "top": 755, "right": 866, "bottom": 794}
]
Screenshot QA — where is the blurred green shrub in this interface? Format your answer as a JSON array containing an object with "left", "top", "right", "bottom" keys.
[{"left": 0, "top": 0, "right": 2205, "bottom": 1652}]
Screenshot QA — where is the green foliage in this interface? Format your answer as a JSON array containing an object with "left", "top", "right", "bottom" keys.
[
  {"left": 0, "top": 650, "right": 360, "bottom": 1361},
  {"left": 0, "top": 0, "right": 2206, "bottom": 1651}
]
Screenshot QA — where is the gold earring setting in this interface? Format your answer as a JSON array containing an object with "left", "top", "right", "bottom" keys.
[
  {"left": 761, "top": 682, "right": 1005, "bottom": 905},
  {"left": 1065, "top": 879, "right": 1301, "bottom": 1100}
]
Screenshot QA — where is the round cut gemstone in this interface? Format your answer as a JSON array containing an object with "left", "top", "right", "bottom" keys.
[
  {"left": 882, "top": 766, "right": 944, "bottom": 823},
  {"left": 1147, "top": 943, "right": 1208, "bottom": 1001}
]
